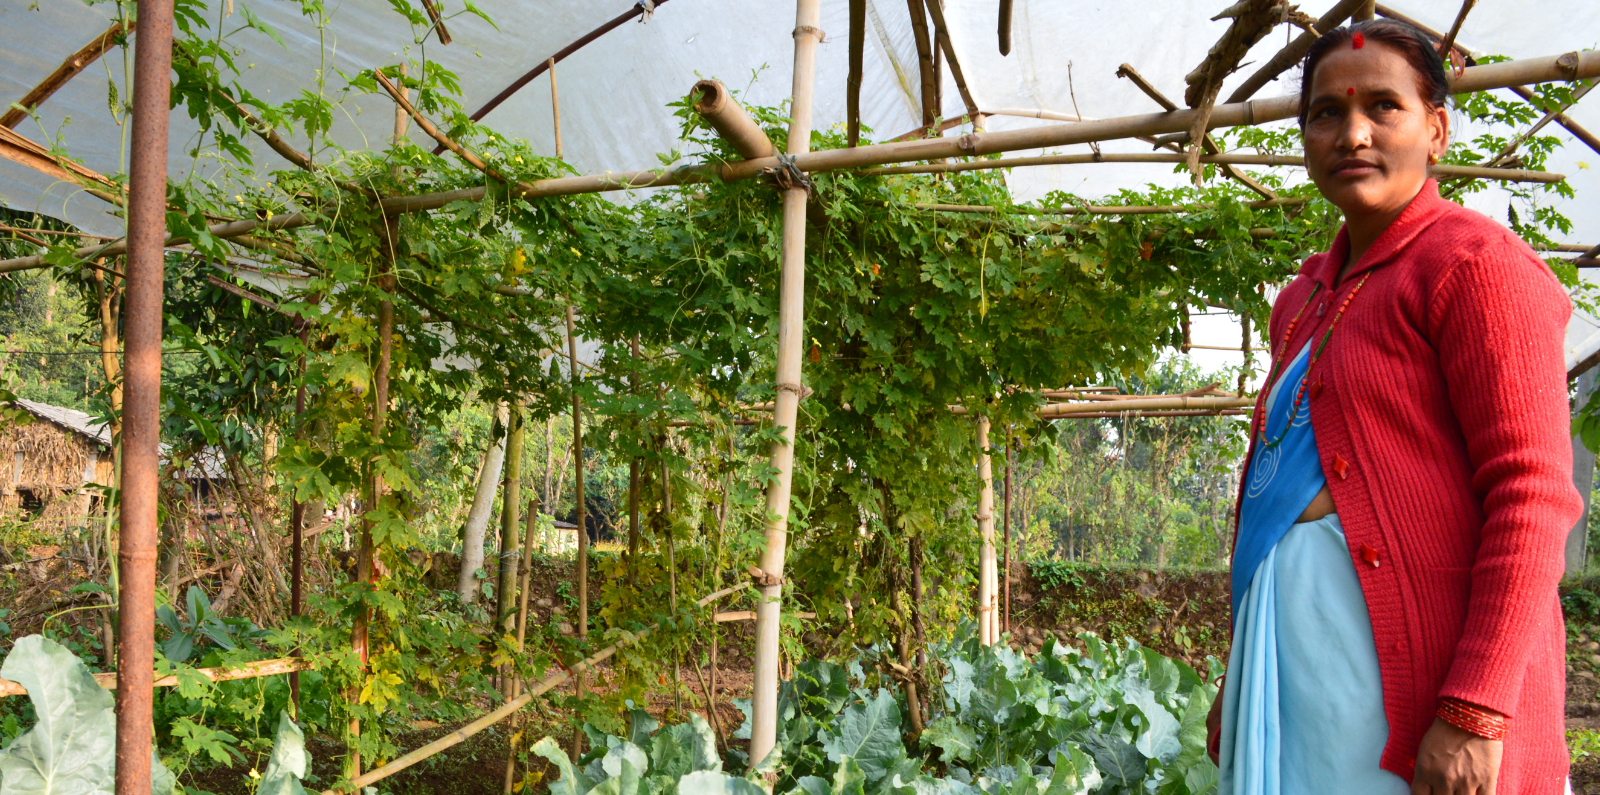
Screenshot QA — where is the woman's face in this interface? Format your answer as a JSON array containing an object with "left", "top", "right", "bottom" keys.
[{"left": 1302, "top": 41, "right": 1449, "bottom": 219}]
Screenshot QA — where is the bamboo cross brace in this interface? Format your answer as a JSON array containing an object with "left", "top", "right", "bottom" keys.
[
  {"left": 375, "top": 69, "right": 503, "bottom": 181},
  {"left": 0, "top": 656, "right": 312, "bottom": 698},
  {"left": 949, "top": 395, "right": 1256, "bottom": 417},
  {"left": 1, "top": 19, "right": 135, "bottom": 129},
  {"left": 915, "top": 198, "right": 1304, "bottom": 215},
  {"left": 325, "top": 583, "right": 752, "bottom": 794}
]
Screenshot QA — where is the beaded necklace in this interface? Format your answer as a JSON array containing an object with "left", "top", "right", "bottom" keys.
[{"left": 1252, "top": 271, "right": 1374, "bottom": 450}]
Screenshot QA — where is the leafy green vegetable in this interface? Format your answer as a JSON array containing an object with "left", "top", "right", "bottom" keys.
[
  {"left": 0, "top": 635, "right": 174, "bottom": 795},
  {"left": 257, "top": 711, "right": 311, "bottom": 795}
]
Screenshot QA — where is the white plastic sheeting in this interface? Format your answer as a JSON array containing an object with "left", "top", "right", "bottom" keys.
[{"left": 1, "top": 0, "right": 1597, "bottom": 365}]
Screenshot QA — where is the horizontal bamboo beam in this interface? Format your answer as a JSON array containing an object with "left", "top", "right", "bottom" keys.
[
  {"left": 0, "top": 656, "right": 311, "bottom": 698},
  {"left": 950, "top": 395, "right": 1255, "bottom": 417},
  {"left": 326, "top": 582, "right": 751, "bottom": 794},
  {"left": 1051, "top": 409, "right": 1251, "bottom": 419},
  {"left": 918, "top": 197, "right": 1304, "bottom": 215},
  {"left": 1, "top": 19, "right": 134, "bottom": 129},
  {"left": 868, "top": 152, "right": 1564, "bottom": 183}
]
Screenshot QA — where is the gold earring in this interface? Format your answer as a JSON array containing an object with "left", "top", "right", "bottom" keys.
[{"left": 1428, "top": 153, "right": 1440, "bottom": 165}]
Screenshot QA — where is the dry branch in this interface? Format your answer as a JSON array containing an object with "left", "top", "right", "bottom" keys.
[
  {"left": 1116, "top": 63, "right": 1276, "bottom": 198},
  {"left": 1180, "top": 0, "right": 1288, "bottom": 180},
  {"left": 1225, "top": 0, "right": 1366, "bottom": 103},
  {"left": 1438, "top": 0, "right": 1477, "bottom": 60},
  {"left": 847, "top": 0, "right": 866, "bottom": 147},
  {"left": 418, "top": 0, "right": 453, "bottom": 45},
  {"left": 923, "top": 0, "right": 980, "bottom": 117},
  {"left": 1, "top": 20, "right": 134, "bottom": 129}
]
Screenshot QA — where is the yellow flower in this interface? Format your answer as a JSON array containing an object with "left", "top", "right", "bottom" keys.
[{"left": 248, "top": 768, "right": 261, "bottom": 780}]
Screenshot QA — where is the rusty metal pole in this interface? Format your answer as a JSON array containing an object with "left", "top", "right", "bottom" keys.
[
  {"left": 115, "top": 0, "right": 174, "bottom": 792},
  {"left": 290, "top": 326, "right": 308, "bottom": 710}
]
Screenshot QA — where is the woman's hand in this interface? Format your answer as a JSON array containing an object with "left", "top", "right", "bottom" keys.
[
  {"left": 1206, "top": 680, "right": 1224, "bottom": 764},
  {"left": 1410, "top": 718, "right": 1502, "bottom": 795}
]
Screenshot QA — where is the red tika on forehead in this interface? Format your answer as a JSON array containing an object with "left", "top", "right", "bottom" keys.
[{"left": 1352, "top": 32, "right": 1365, "bottom": 49}]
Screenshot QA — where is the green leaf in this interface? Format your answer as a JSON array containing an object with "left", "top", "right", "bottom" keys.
[
  {"left": 1078, "top": 733, "right": 1143, "bottom": 791},
  {"left": 0, "top": 635, "right": 175, "bottom": 795},
  {"left": 532, "top": 736, "right": 589, "bottom": 795},
  {"left": 819, "top": 690, "right": 903, "bottom": 783},
  {"left": 257, "top": 711, "right": 310, "bottom": 795},
  {"left": 1122, "top": 679, "right": 1182, "bottom": 764},
  {"left": 677, "top": 771, "right": 768, "bottom": 795},
  {"left": 589, "top": 754, "right": 642, "bottom": 795},
  {"left": 1040, "top": 745, "right": 1101, "bottom": 795},
  {"left": 921, "top": 717, "right": 978, "bottom": 764},
  {"left": 829, "top": 756, "right": 867, "bottom": 795}
]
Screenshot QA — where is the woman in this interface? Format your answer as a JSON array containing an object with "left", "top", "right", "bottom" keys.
[{"left": 1203, "top": 19, "right": 1582, "bottom": 795}]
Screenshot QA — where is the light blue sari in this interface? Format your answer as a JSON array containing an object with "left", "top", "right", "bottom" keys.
[{"left": 1218, "top": 344, "right": 1409, "bottom": 795}]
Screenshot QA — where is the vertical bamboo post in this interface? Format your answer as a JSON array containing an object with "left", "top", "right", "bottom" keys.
[
  {"left": 1003, "top": 430, "right": 1013, "bottom": 637},
  {"left": 496, "top": 406, "right": 525, "bottom": 639},
  {"left": 114, "top": 0, "right": 173, "bottom": 788},
  {"left": 749, "top": 0, "right": 822, "bottom": 772},
  {"left": 549, "top": 58, "right": 563, "bottom": 158},
  {"left": 628, "top": 340, "right": 641, "bottom": 571},
  {"left": 976, "top": 417, "right": 997, "bottom": 646},
  {"left": 503, "top": 495, "right": 540, "bottom": 794},
  {"left": 564, "top": 304, "right": 588, "bottom": 761}
]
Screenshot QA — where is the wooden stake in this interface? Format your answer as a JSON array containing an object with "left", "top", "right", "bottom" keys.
[
  {"left": 564, "top": 304, "right": 588, "bottom": 762},
  {"left": 997, "top": 0, "right": 1013, "bottom": 56},
  {"left": 905, "top": 0, "right": 938, "bottom": 134},
  {"left": 924, "top": 0, "right": 980, "bottom": 118},
  {"left": 847, "top": 0, "right": 865, "bottom": 147},
  {"left": 693, "top": 80, "right": 776, "bottom": 160},
  {"left": 502, "top": 495, "right": 540, "bottom": 794},
  {"left": 1438, "top": 1, "right": 1477, "bottom": 60},
  {"left": 976, "top": 417, "right": 997, "bottom": 646},
  {"left": 749, "top": 0, "right": 822, "bottom": 773}
]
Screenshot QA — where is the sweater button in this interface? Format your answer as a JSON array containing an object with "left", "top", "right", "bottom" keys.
[
  {"left": 1360, "top": 544, "right": 1381, "bottom": 568},
  {"left": 1310, "top": 378, "right": 1323, "bottom": 399},
  {"left": 1332, "top": 453, "right": 1349, "bottom": 479}
]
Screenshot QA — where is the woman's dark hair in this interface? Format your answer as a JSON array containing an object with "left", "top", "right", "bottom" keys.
[{"left": 1297, "top": 18, "right": 1449, "bottom": 127}]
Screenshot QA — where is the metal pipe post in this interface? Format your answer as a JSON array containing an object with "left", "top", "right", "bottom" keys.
[{"left": 115, "top": 0, "right": 175, "bottom": 791}]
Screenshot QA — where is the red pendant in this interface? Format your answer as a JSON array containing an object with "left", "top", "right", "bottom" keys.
[
  {"left": 1360, "top": 544, "right": 1381, "bottom": 568},
  {"left": 1332, "top": 453, "right": 1349, "bottom": 479}
]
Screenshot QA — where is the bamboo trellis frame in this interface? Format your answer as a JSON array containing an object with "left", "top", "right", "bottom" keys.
[
  {"left": 0, "top": 50, "right": 1593, "bottom": 276},
  {"left": 0, "top": 656, "right": 313, "bottom": 698}
]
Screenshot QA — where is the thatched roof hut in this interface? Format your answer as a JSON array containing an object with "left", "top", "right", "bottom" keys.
[{"left": 0, "top": 399, "right": 114, "bottom": 531}]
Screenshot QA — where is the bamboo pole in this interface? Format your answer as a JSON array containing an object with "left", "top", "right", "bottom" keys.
[
  {"left": 693, "top": 80, "right": 775, "bottom": 160},
  {"left": 550, "top": 58, "right": 563, "bottom": 158},
  {"left": 326, "top": 583, "right": 751, "bottom": 795},
  {"left": 114, "top": 0, "right": 173, "bottom": 788},
  {"left": 868, "top": 152, "right": 1565, "bottom": 182},
  {"left": 4, "top": 50, "right": 1593, "bottom": 277},
  {"left": 975, "top": 417, "right": 997, "bottom": 646},
  {"left": 502, "top": 495, "right": 540, "bottom": 794},
  {"left": 496, "top": 407, "right": 525, "bottom": 637},
  {"left": 917, "top": 199, "right": 1303, "bottom": 215},
  {"left": 0, "top": 656, "right": 314, "bottom": 698},
  {"left": 749, "top": 0, "right": 822, "bottom": 773},
  {"left": 1377, "top": 5, "right": 1600, "bottom": 158}
]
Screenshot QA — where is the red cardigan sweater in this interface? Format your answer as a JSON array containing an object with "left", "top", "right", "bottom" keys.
[{"left": 1237, "top": 181, "right": 1581, "bottom": 792}]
